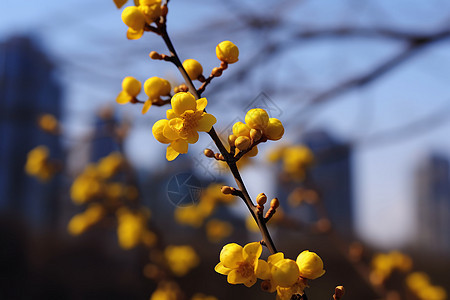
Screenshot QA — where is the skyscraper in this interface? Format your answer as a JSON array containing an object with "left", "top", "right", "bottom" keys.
[
  {"left": 0, "top": 36, "right": 62, "bottom": 227},
  {"left": 415, "top": 153, "right": 450, "bottom": 255}
]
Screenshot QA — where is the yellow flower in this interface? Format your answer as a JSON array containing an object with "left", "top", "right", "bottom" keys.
[
  {"left": 296, "top": 250, "right": 325, "bottom": 280},
  {"left": 97, "top": 152, "right": 124, "bottom": 178},
  {"left": 141, "top": 76, "right": 171, "bottom": 114},
  {"left": 25, "top": 146, "right": 53, "bottom": 181},
  {"left": 214, "top": 242, "right": 269, "bottom": 287},
  {"left": 272, "top": 259, "right": 300, "bottom": 288},
  {"left": 232, "top": 121, "right": 251, "bottom": 137},
  {"left": 245, "top": 108, "right": 269, "bottom": 130},
  {"left": 153, "top": 92, "right": 216, "bottom": 161},
  {"left": 191, "top": 293, "right": 218, "bottom": 300},
  {"left": 121, "top": 6, "right": 147, "bottom": 40},
  {"left": 206, "top": 219, "right": 233, "bottom": 243},
  {"left": 139, "top": 0, "right": 162, "bottom": 24},
  {"left": 216, "top": 41, "right": 239, "bottom": 64},
  {"left": 164, "top": 245, "right": 200, "bottom": 276},
  {"left": 68, "top": 204, "right": 105, "bottom": 236},
  {"left": 117, "top": 76, "right": 141, "bottom": 104},
  {"left": 38, "top": 114, "right": 59, "bottom": 133},
  {"left": 116, "top": 208, "right": 151, "bottom": 249},
  {"left": 183, "top": 59, "right": 203, "bottom": 80},
  {"left": 150, "top": 282, "right": 181, "bottom": 300},
  {"left": 70, "top": 166, "right": 103, "bottom": 204},
  {"left": 264, "top": 118, "right": 284, "bottom": 141}
]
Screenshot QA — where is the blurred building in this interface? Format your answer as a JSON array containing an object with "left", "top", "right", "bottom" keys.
[
  {"left": 414, "top": 153, "right": 450, "bottom": 255},
  {"left": 303, "top": 130, "right": 354, "bottom": 237},
  {"left": 0, "top": 36, "right": 62, "bottom": 228}
]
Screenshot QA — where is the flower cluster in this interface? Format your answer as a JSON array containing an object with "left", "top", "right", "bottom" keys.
[
  {"left": 215, "top": 242, "right": 325, "bottom": 299},
  {"left": 25, "top": 146, "right": 55, "bottom": 181},
  {"left": 152, "top": 92, "right": 216, "bottom": 161},
  {"left": 229, "top": 108, "right": 284, "bottom": 158},
  {"left": 117, "top": 207, "right": 156, "bottom": 249},
  {"left": 164, "top": 245, "right": 200, "bottom": 276},
  {"left": 68, "top": 203, "right": 105, "bottom": 236},
  {"left": 70, "top": 152, "right": 135, "bottom": 204},
  {"left": 120, "top": 0, "right": 163, "bottom": 40},
  {"left": 174, "top": 183, "right": 235, "bottom": 228},
  {"left": 268, "top": 145, "right": 314, "bottom": 181},
  {"left": 116, "top": 76, "right": 171, "bottom": 114},
  {"left": 370, "top": 251, "right": 412, "bottom": 285},
  {"left": 406, "top": 272, "right": 447, "bottom": 300}
]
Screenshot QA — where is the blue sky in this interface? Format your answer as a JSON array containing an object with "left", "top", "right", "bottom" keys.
[{"left": 2, "top": 0, "right": 450, "bottom": 249}]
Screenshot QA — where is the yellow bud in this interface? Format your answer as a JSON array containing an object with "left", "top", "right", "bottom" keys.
[
  {"left": 122, "top": 76, "right": 141, "bottom": 97},
  {"left": 152, "top": 119, "right": 171, "bottom": 144},
  {"left": 296, "top": 250, "right": 325, "bottom": 280},
  {"left": 256, "top": 193, "right": 267, "bottom": 206},
  {"left": 271, "top": 258, "right": 300, "bottom": 287},
  {"left": 264, "top": 118, "right": 284, "bottom": 141},
  {"left": 235, "top": 136, "right": 251, "bottom": 151},
  {"left": 139, "top": 1, "right": 162, "bottom": 22},
  {"left": 38, "top": 114, "right": 58, "bottom": 132},
  {"left": 228, "top": 134, "right": 237, "bottom": 147},
  {"left": 216, "top": 41, "right": 239, "bottom": 64},
  {"left": 171, "top": 92, "right": 196, "bottom": 115},
  {"left": 144, "top": 77, "right": 171, "bottom": 99},
  {"left": 232, "top": 121, "right": 251, "bottom": 137},
  {"left": 250, "top": 128, "right": 262, "bottom": 141},
  {"left": 245, "top": 108, "right": 269, "bottom": 130},
  {"left": 183, "top": 59, "right": 203, "bottom": 80},
  {"left": 121, "top": 6, "right": 146, "bottom": 30}
]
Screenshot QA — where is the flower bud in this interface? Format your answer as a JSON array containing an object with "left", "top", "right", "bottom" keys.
[
  {"left": 139, "top": 2, "right": 162, "bottom": 23},
  {"left": 256, "top": 193, "right": 267, "bottom": 206},
  {"left": 250, "top": 129, "right": 262, "bottom": 141},
  {"left": 212, "top": 67, "right": 223, "bottom": 77},
  {"left": 228, "top": 134, "right": 237, "bottom": 147},
  {"left": 216, "top": 41, "right": 239, "bottom": 64},
  {"left": 152, "top": 119, "right": 171, "bottom": 144},
  {"left": 221, "top": 186, "right": 233, "bottom": 195},
  {"left": 232, "top": 122, "right": 251, "bottom": 137},
  {"left": 204, "top": 148, "right": 214, "bottom": 158},
  {"left": 144, "top": 77, "right": 171, "bottom": 100},
  {"left": 245, "top": 108, "right": 269, "bottom": 130},
  {"left": 170, "top": 92, "right": 196, "bottom": 116},
  {"left": 121, "top": 6, "right": 146, "bottom": 30},
  {"left": 296, "top": 250, "right": 325, "bottom": 280},
  {"left": 235, "top": 136, "right": 251, "bottom": 151},
  {"left": 334, "top": 286, "right": 345, "bottom": 299},
  {"left": 183, "top": 59, "right": 203, "bottom": 80},
  {"left": 264, "top": 118, "right": 284, "bottom": 141},
  {"left": 270, "top": 198, "right": 279, "bottom": 209},
  {"left": 271, "top": 259, "right": 300, "bottom": 287},
  {"left": 122, "top": 76, "right": 141, "bottom": 97}
]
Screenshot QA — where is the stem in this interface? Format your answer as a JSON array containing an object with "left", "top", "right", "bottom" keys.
[{"left": 159, "top": 19, "right": 278, "bottom": 254}]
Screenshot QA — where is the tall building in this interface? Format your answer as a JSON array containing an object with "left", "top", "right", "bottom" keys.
[
  {"left": 0, "top": 36, "right": 62, "bottom": 228},
  {"left": 303, "top": 130, "right": 354, "bottom": 237},
  {"left": 415, "top": 153, "right": 450, "bottom": 255}
]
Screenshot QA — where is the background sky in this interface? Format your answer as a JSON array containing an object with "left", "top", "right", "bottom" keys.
[{"left": 1, "top": 0, "right": 450, "bottom": 249}]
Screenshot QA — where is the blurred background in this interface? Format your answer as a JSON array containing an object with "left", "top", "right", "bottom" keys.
[{"left": 1, "top": 0, "right": 449, "bottom": 299}]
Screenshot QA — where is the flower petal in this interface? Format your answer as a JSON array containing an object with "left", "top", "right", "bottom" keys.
[
  {"left": 172, "top": 92, "right": 197, "bottom": 115},
  {"left": 243, "top": 275, "right": 257, "bottom": 287},
  {"left": 196, "top": 98, "right": 207, "bottom": 111},
  {"left": 268, "top": 252, "right": 285, "bottom": 266},
  {"left": 186, "top": 131, "right": 199, "bottom": 144},
  {"left": 141, "top": 99, "right": 152, "bottom": 114},
  {"left": 227, "top": 269, "right": 246, "bottom": 285},
  {"left": 170, "top": 139, "right": 188, "bottom": 154},
  {"left": 220, "top": 243, "right": 244, "bottom": 269},
  {"left": 116, "top": 91, "right": 132, "bottom": 104},
  {"left": 163, "top": 120, "right": 180, "bottom": 140},
  {"left": 214, "top": 262, "right": 232, "bottom": 275},
  {"left": 243, "top": 242, "right": 262, "bottom": 261},
  {"left": 166, "top": 145, "right": 180, "bottom": 161},
  {"left": 255, "top": 259, "right": 271, "bottom": 280},
  {"left": 166, "top": 109, "right": 177, "bottom": 119},
  {"left": 196, "top": 113, "right": 216, "bottom": 132},
  {"left": 127, "top": 28, "right": 144, "bottom": 40}
]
